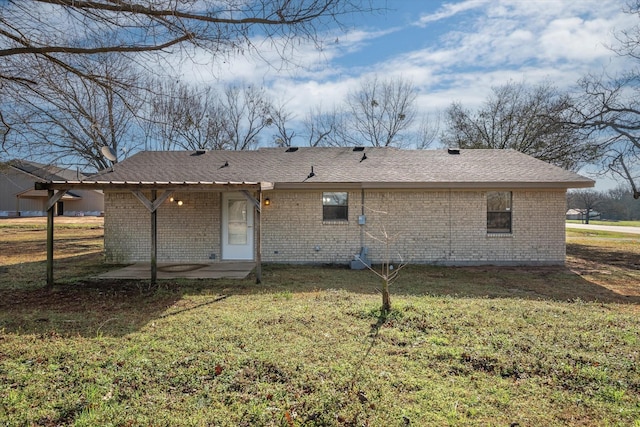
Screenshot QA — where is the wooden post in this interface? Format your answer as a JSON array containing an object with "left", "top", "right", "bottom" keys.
[
  {"left": 42, "top": 189, "right": 67, "bottom": 288},
  {"left": 46, "top": 189, "right": 54, "bottom": 288},
  {"left": 131, "top": 189, "right": 173, "bottom": 286},
  {"left": 255, "top": 188, "right": 262, "bottom": 284},
  {"left": 151, "top": 190, "right": 157, "bottom": 286}
]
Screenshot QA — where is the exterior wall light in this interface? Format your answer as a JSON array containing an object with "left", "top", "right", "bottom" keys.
[
  {"left": 264, "top": 198, "right": 271, "bottom": 206},
  {"left": 169, "top": 197, "right": 175, "bottom": 202},
  {"left": 177, "top": 200, "right": 183, "bottom": 206}
]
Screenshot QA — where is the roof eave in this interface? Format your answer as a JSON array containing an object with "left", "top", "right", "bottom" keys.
[
  {"left": 34, "top": 178, "right": 595, "bottom": 191},
  {"left": 272, "top": 180, "right": 595, "bottom": 190}
]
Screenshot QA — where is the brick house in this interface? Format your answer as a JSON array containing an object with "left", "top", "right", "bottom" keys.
[{"left": 39, "top": 147, "right": 594, "bottom": 271}]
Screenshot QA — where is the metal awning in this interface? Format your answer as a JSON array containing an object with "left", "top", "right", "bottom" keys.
[{"left": 35, "top": 180, "right": 271, "bottom": 191}]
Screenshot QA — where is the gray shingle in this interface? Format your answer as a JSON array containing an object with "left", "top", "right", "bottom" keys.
[
  {"left": 10, "top": 160, "right": 87, "bottom": 181},
  {"left": 87, "top": 148, "right": 594, "bottom": 189}
]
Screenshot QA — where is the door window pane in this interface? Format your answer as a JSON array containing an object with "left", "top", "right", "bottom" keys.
[{"left": 228, "top": 200, "right": 247, "bottom": 244}]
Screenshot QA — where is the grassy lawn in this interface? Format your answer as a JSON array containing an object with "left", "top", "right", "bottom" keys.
[
  {"left": 566, "top": 219, "right": 640, "bottom": 227},
  {"left": 1, "top": 219, "right": 639, "bottom": 426}
]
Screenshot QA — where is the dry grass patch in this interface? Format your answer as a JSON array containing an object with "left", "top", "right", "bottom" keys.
[
  {"left": 567, "top": 229, "right": 640, "bottom": 299},
  {"left": 0, "top": 220, "right": 639, "bottom": 426}
]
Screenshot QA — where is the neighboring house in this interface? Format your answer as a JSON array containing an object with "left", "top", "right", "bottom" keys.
[
  {"left": 0, "top": 160, "right": 104, "bottom": 217},
  {"left": 39, "top": 147, "right": 594, "bottom": 266},
  {"left": 566, "top": 208, "right": 600, "bottom": 221}
]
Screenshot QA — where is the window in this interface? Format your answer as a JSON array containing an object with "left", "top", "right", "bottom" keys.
[
  {"left": 487, "top": 191, "right": 512, "bottom": 233},
  {"left": 323, "top": 192, "right": 348, "bottom": 221}
]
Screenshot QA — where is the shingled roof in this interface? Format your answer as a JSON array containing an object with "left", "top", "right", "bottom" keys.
[
  {"left": 9, "top": 159, "right": 87, "bottom": 182},
  {"left": 73, "top": 147, "right": 593, "bottom": 189}
]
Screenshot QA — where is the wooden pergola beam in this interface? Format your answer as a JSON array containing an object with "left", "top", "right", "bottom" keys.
[
  {"left": 132, "top": 190, "right": 174, "bottom": 213},
  {"left": 39, "top": 182, "right": 265, "bottom": 287},
  {"left": 46, "top": 189, "right": 67, "bottom": 211}
]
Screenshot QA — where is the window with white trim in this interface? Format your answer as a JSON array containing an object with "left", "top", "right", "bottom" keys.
[{"left": 487, "top": 191, "right": 512, "bottom": 233}]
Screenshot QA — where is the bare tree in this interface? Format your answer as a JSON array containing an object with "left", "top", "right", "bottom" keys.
[
  {"left": 269, "top": 100, "right": 297, "bottom": 147},
  {"left": 303, "top": 105, "right": 350, "bottom": 147},
  {"left": 570, "top": 1, "right": 640, "bottom": 198},
  {"left": 568, "top": 190, "right": 603, "bottom": 224},
  {"left": 443, "top": 81, "right": 597, "bottom": 170},
  {"left": 601, "top": 185, "right": 640, "bottom": 220},
  {"left": 346, "top": 75, "right": 418, "bottom": 147},
  {"left": 0, "top": 0, "right": 373, "bottom": 157},
  {"left": 0, "top": 111, "right": 9, "bottom": 155},
  {"left": 361, "top": 207, "right": 407, "bottom": 314},
  {"left": 146, "top": 80, "right": 226, "bottom": 151},
  {"left": 0, "top": 1, "right": 371, "bottom": 86},
  {"left": 2, "top": 54, "right": 143, "bottom": 170},
  {"left": 416, "top": 113, "right": 439, "bottom": 149},
  {"left": 146, "top": 81, "right": 274, "bottom": 151},
  {"left": 223, "top": 85, "right": 274, "bottom": 150},
  {"left": 573, "top": 72, "right": 640, "bottom": 199}
]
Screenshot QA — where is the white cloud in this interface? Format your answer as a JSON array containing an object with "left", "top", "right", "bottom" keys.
[
  {"left": 172, "top": 25, "right": 397, "bottom": 86},
  {"left": 415, "top": 0, "right": 490, "bottom": 25},
  {"left": 538, "top": 17, "right": 618, "bottom": 62},
  {"left": 159, "top": 0, "right": 637, "bottom": 148},
  {"left": 392, "top": 0, "right": 633, "bottom": 94}
]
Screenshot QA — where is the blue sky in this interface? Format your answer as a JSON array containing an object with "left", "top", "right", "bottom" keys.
[
  {"left": 179, "top": 0, "right": 632, "bottom": 118},
  {"left": 178, "top": 0, "right": 631, "bottom": 189}
]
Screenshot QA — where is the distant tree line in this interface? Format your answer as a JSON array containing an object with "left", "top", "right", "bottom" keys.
[{"left": 568, "top": 187, "right": 640, "bottom": 221}]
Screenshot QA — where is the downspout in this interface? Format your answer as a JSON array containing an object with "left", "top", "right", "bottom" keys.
[
  {"left": 449, "top": 189, "right": 453, "bottom": 261},
  {"left": 360, "top": 188, "right": 365, "bottom": 249}
]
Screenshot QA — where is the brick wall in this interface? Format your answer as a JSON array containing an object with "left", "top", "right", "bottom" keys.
[
  {"left": 104, "top": 191, "right": 220, "bottom": 263},
  {"left": 105, "top": 188, "right": 567, "bottom": 265},
  {"left": 261, "top": 190, "right": 362, "bottom": 264},
  {"left": 261, "top": 189, "right": 567, "bottom": 265}
]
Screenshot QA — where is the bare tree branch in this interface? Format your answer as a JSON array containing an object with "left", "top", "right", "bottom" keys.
[
  {"left": 347, "top": 75, "right": 417, "bottom": 147},
  {"left": 0, "top": 32, "right": 193, "bottom": 56},
  {"left": 443, "top": 81, "right": 597, "bottom": 170}
]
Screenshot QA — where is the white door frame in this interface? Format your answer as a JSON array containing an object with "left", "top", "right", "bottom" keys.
[{"left": 221, "top": 192, "right": 254, "bottom": 260}]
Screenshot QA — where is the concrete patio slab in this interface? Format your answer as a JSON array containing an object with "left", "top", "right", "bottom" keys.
[{"left": 95, "top": 262, "right": 255, "bottom": 280}]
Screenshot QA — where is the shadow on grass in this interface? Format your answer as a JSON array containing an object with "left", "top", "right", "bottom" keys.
[
  {"left": 1, "top": 244, "right": 639, "bottom": 338},
  {"left": 0, "top": 252, "right": 187, "bottom": 338},
  {"left": 567, "top": 243, "right": 640, "bottom": 268}
]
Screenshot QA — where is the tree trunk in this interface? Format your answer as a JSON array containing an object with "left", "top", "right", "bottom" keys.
[{"left": 382, "top": 279, "right": 391, "bottom": 313}]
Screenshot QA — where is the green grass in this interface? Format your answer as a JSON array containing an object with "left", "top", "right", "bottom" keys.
[
  {"left": 566, "top": 219, "right": 640, "bottom": 227},
  {"left": 1, "top": 223, "right": 639, "bottom": 426},
  {"left": 2, "top": 284, "right": 639, "bottom": 426}
]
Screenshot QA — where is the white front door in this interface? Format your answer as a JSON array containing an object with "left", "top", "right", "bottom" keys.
[{"left": 222, "top": 193, "right": 254, "bottom": 260}]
